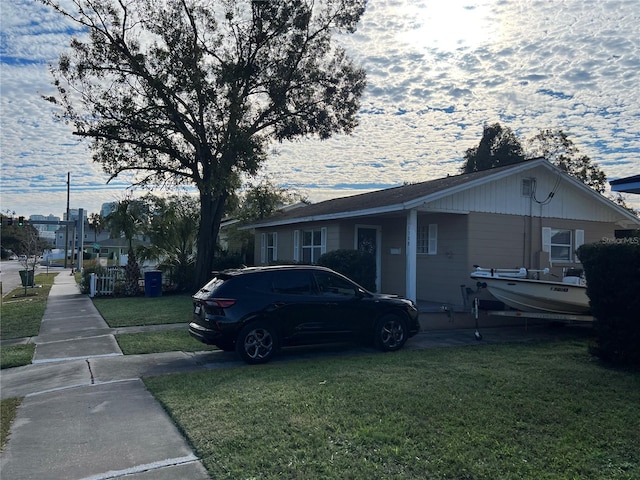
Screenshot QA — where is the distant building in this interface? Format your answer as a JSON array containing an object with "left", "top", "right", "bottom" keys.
[
  {"left": 101, "top": 202, "right": 117, "bottom": 218},
  {"left": 29, "top": 214, "right": 60, "bottom": 245}
]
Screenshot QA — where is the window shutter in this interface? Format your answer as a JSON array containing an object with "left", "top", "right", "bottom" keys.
[
  {"left": 428, "top": 224, "right": 437, "bottom": 255},
  {"left": 293, "top": 230, "right": 300, "bottom": 262},
  {"left": 272, "top": 232, "right": 278, "bottom": 261},
  {"left": 321, "top": 227, "right": 327, "bottom": 255},
  {"left": 542, "top": 227, "right": 551, "bottom": 253},
  {"left": 260, "top": 233, "right": 266, "bottom": 264},
  {"left": 574, "top": 229, "right": 584, "bottom": 261}
]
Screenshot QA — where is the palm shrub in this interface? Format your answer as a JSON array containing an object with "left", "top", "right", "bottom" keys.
[{"left": 577, "top": 239, "right": 640, "bottom": 366}]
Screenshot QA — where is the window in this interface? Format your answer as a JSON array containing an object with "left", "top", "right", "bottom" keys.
[
  {"left": 313, "top": 271, "right": 357, "bottom": 297},
  {"left": 260, "top": 232, "right": 277, "bottom": 264},
  {"left": 542, "top": 227, "right": 583, "bottom": 263},
  {"left": 417, "top": 224, "right": 437, "bottom": 255},
  {"left": 271, "top": 271, "right": 312, "bottom": 295},
  {"left": 303, "top": 230, "right": 322, "bottom": 263},
  {"left": 295, "top": 228, "right": 326, "bottom": 263},
  {"left": 550, "top": 229, "right": 571, "bottom": 262}
]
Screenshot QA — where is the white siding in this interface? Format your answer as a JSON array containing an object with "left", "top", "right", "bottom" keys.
[{"left": 422, "top": 166, "right": 621, "bottom": 222}]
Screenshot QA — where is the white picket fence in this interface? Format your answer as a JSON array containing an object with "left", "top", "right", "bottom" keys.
[{"left": 89, "top": 268, "right": 123, "bottom": 297}]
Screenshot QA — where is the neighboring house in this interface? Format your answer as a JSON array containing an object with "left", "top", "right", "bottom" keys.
[
  {"left": 54, "top": 222, "right": 111, "bottom": 251},
  {"left": 610, "top": 174, "right": 640, "bottom": 194},
  {"left": 246, "top": 158, "right": 640, "bottom": 310}
]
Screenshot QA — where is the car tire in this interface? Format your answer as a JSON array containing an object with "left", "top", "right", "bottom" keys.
[
  {"left": 236, "top": 322, "right": 278, "bottom": 364},
  {"left": 373, "top": 314, "right": 407, "bottom": 351}
]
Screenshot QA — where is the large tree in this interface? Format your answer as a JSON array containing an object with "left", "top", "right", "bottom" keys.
[
  {"left": 461, "top": 123, "right": 526, "bottom": 173},
  {"left": 527, "top": 128, "right": 607, "bottom": 193},
  {"left": 42, "top": 0, "right": 367, "bottom": 287},
  {"left": 462, "top": 123, "right": 609, "bottom": 196}
]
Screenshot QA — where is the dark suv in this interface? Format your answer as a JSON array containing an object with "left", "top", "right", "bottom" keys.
[{"left": 189, "top": 265, "right": 420, "bottom": 364}]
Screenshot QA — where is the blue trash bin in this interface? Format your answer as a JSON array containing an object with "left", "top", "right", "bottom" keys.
[{"left": 144, "top": 270, "right": 163, "bottom": 297}]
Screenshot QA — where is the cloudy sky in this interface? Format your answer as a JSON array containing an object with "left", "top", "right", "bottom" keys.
[{"left": 1, "top": 0, "right": 639, "bottom": 219}]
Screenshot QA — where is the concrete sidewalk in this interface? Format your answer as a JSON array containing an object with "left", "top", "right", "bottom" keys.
[
  {"left": 1, "top": 270, "right": 592, "bottom": 479},
  {"left": 1, "top": 271, "right": 211, "bottom": 480}
]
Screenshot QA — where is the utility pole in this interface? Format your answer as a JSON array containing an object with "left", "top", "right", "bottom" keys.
[{"left": 64, "top": 172, "right": 70, "bottom": 269}]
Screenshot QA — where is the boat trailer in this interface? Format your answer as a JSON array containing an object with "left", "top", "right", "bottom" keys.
[{"left": 469, "top": 296, "right": 594, "bottom": 340}]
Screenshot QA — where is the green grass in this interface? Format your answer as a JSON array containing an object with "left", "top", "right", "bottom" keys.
[
  {"left": 0, "top": 273, "right": 56, "bottom": 340},
  {"left": 1, "top": 397, "right": 22, "bottom": 453},
  {"left": 116, "top": 329, "right": 217, "bottom": 355},
  {"left": 92, "top": 294, "right": 193, "bottom": 327},
  {"left": 0, "top": 344, "right": 36, "bottom": 369},
  {"left": 145, "top": 339, "right": 640, "bottom": 480}
]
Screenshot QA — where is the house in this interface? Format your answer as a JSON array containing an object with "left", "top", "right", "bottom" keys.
[
  {"left": 610, "top": 174, "right": 640, "bottom": 194},
  {"left": 246, "top": 158, "right": 640, "bottom": 310}
]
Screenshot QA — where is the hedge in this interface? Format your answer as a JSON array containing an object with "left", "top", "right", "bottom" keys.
[
  {"left": 317, "top": 249, "right": 376, "bottom": 292},
  {"left": 577, "top": 240, "right": 640, "bottom": 366}
]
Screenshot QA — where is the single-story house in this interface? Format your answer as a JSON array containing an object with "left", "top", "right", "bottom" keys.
[{"left": 246, "top": 158, "right": 640, "bottom": 310}]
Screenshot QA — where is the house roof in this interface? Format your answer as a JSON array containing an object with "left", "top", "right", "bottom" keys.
[
  {"left": 246, "top": 158, "right": 640, "bottom": 229},
  {"left": 610, "top": 174, "right": 640, "bottom": 194}
]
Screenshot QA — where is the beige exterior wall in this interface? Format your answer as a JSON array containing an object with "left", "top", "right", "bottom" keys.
[
  {"left": 377, "top": 217, "right": 406, "bottom": 296},
  {"left": 467, "top": 212, "right": 622, "bottom": 279},
  {"left": 415, "top": 213, "right": 469, "bottom": 306},
  {"left": 254, "top": 222, "right": 342, "bottom": 264}
]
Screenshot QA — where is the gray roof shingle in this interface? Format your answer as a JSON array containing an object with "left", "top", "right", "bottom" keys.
[{"left": 247, "top": 159, "right": 547, "bottom": 228}]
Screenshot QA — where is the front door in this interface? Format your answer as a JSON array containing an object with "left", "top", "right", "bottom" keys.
[{"left": 355, "top": 225, "right": 381, "bottom": 292}]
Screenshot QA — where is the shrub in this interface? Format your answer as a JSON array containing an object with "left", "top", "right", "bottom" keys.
[
  {"left": 79, "top": 261, "right": 108, "bottom": 294},
  {"left": 212, "top": 252, "right": 246, "bottom": 272},
  {"left": 577, "top": 240, "right": 640, "bottom": 366},
  {"left": 317, "top": 249, "right": 376, "bottom": 291}
]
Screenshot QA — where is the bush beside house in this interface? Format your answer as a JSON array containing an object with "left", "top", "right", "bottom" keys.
[
  {"left": 317, "top": 249, "right": 376, "bottom": 292},
  {"left": 577, "top": 240, "right": 640, "bottom": 366}
]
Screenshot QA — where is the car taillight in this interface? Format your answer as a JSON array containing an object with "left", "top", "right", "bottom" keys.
[{"left": 204, "top": 298, "right": 236, "bottom": 308}]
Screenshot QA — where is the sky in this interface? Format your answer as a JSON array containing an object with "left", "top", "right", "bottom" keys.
[{"left": 1, "top": 0, "right": 639, "bottom": 219}]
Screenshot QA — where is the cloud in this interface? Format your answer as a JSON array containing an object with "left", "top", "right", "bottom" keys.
[{"left": 1, "top": 0, "right": 639, "bottom": 216}]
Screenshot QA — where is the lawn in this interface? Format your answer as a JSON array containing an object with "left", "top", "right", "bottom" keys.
[
  {"left": 0, "top": 272, "right": 56, "bottom": 369},
  {"left": 0, "top": 272, "right": 57, "bottom": 340},
  {"left": 116, "top": 329, "right": 217, "bottom": 355},
  {"left": 145, "top": 339, "right": 640, "bottom": 480},
  {"left": 92, "top": 294, "right": 193, "bottom": 327},
  {"left": 1, "top": 398, "right": 22, "bottom": 453},
  {"left": 0, "top": 344, "right": 36, "bottom": 370}
]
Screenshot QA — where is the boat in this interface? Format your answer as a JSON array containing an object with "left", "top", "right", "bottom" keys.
[{"left": 470, "top": 266, "right": 590, "bottom": 315}]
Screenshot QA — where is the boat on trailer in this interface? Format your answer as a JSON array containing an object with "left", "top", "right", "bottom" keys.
[{"left": 470, "top": 266, "right": 590, "bottom": 315}]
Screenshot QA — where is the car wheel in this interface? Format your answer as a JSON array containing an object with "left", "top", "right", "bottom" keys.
[
  {"left": 236, "top": 322, "right": 278, "bottom": 364},
  {"left": 374, "top": 314, "right": 407, "bottom": 351}
]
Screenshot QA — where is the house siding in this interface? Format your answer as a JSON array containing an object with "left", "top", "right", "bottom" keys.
[
  {"left": 467, "top": 212, "right": 622, "bottom": 278},
  {"left": 379, "top": 217, "right": 406, "bottom": 296},
  {"left": 424, "top": 165, "right": 623, "bottom": 222},
  {"left": 415, "top": 213, "right": 469, "bottom": 306}
]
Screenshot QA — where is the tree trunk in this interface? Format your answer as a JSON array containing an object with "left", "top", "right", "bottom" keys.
[{"left": 194, "top": 191, "right": 228, "bottom": 289}]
